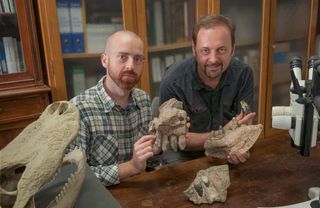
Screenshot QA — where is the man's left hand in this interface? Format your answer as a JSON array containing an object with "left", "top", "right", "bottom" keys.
[{"left": 227, "top": 151, "right": 250, "bottom": 164}]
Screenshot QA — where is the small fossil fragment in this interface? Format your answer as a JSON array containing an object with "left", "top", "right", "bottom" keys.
[{"left": 240, "top": 100, "right": 252, "bottom": 115}]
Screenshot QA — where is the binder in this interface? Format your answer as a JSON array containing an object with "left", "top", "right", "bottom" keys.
[
  {"left": 0, "top": 39, "right": 8, "bottom": 74},
  {"left": 56, "top": 0, "right": 73, "bottom": 53},
  {"left": 72, "top": 64, "right": 86, "bottom": 96},
  {"left": 70, "top": 0, "right": 84, "bottom": 53},
  {"left": 2, "top": 37, "right": 18, "bottom": 74}
]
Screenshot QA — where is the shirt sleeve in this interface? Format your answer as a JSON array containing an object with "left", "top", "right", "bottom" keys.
[
  {"left": 90, "top": 164, "right": 120, "bottom": 187},
  {"left": 237, "top": 65, "right": 254, "bottom": 111},
  {"left": 67, "top": 119, "right": 121, "bottom": 187}
]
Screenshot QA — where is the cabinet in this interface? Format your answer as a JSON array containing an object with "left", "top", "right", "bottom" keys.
[
  {"left": 0, "top": 0, "right": 51, "bottom": 148},
  {"left": 36, "top": 0, "right": 210, "bottom": 101},
  {"left": 36, "top": 0, "right": 318, "bottom": 138},
  {"left": 216, "top": 0, "right": 318, "bottom": 137}
]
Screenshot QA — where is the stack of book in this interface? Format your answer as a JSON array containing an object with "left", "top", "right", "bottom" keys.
[{"left": 0, "top": 37, "right": 25, "bottom": 74}]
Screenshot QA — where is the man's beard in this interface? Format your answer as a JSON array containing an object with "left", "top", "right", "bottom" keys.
[
  {"left": 204, "top": 61, "right": 224, "bottom": 79},
  {"left": 109, "top": 69, "right": 140, "bottom": 90}
]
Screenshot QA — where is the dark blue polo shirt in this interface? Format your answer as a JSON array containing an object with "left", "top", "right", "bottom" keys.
[{"left": 160, "top": 56, "right": 254, "bottom": 133}]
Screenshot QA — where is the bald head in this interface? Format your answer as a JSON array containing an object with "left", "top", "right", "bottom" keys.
[{"left": 104, "top": 30, "right": 144, "bottom": 54}]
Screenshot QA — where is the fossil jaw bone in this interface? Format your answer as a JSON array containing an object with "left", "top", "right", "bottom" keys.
[{"left": 0, "top": 101, "right": 86, "bottom": 208}]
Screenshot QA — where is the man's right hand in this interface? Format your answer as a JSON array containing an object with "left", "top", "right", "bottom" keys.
[{"left": 130, "top": 135, "right": 156, "bottom": 174}]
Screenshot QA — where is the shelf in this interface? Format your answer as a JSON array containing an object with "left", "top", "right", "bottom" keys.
[
  {"left": 236, "top": 40, "right": 260, "bottom": 47},
  {"left": 62, "top": 53, "right": 101, "bottom": 59},
  {"left": 148, "top": 41, "right": 192, "bottom": 53}
]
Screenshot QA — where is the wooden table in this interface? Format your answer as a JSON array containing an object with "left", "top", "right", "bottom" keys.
[{"left": 108, "top": 135, "right": 320, "bottom": 208}]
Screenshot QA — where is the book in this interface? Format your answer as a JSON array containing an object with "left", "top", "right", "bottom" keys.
[
  {"left": 0, "top": 38, "right": 8, "bottom": 74},
  {"left": 185, "top": 52, "right": 193, "bottom": 59},
  {"left": 171, "top": 0, "right": 186, "bottom": 42},
  {"left": 7, "top": 0, "right": 15, "bottom": 13},
  {"left": 72, "top": 64, "right": 86, "bottom": 96},
  {"left": 174, "top": 53, "right": 184, "bottom": 62},
  {"left": 2, "top": 36, "right": 18, "bottom": 74},
  {"left": 186, "top": 0, "right": 195, "bottom": 41},
  {"left": 2, "top": 0, "right": 10, "bottom": 13},
  {"left": 163, "top": 0, "right": 173, "bottom": 44},
  {"left": 86, "top": 23, "right": 122, "bottom": 53},
  {"left": 151, "top": 56, "right": 162, "bottom": 82},
  {"left": 153, "top": 0, "right": 164, "bottom": 45},
  {"left": 56, "top": 0, "right": 73, "bottom": 53},
  {"left": 0, "top": 0, "right": 4, "bottom": 12},
  {"left": 183, "top": 1, "right": 188, "bottom": 38},
  {"left": 164, "top": 55, "right": 174, "bottom": 67},
  {"left": 11, "top": 38, "right": 21, "bottom": 72},
  {"left": 16, "top": 40, "right": 25, "bottom": 72},
  {"left": 145, "top": 1, "right": 155, "bottom": 46},
  {"left": 70, "top": 0, "right": 85, "bottom": 53}
]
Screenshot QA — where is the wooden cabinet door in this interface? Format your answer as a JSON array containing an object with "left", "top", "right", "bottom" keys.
[
  {"left": 0, "top": 0, "right": 44, "bottom": 88},
  {"left": 0, "top": 0, "right": 50, "bottom": 148},
  {"left": 213, "top": 0, "right": 318, "bottom": 138},
  {"left": 265, "top": 0, "right": 317, "bottom": 137},
  {"left": 220, "top": 0, "right": 264, "bottom": 127},
  {"left": 140, "top": 0, "right": 197, "bottom": 98}
]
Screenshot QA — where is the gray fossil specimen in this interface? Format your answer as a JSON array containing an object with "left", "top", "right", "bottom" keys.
[{"left": 184, "top": 165, "right": 230, "bottom": 204}]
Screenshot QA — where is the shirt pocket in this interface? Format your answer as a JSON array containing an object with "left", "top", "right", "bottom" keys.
[{"left": 90, "top": 134, "right": 118, "bottom": 165}]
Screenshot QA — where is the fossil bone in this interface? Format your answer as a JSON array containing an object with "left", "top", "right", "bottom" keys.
[
  {"left": 204, "top": 118, "right": 263, "bottom": 159},
  {"left": 149, "top": 98, "right": 187, "bottom": 152},
  {"left": 240, "top": 100, "right": 252, "bottom": 115},
  {"left": 184, "top": 165, "right": 230, "bottom": 204},
  {"left": 0, "top": 101, "right": 86, "bottom": 208}
]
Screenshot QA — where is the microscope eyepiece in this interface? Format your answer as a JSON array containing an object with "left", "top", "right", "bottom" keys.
[
  {"left": 307, "top": 56, "right": 319, "bottom": 68},
  {"left": 314, "top": 60, "right": 320, "bottom": 75},
  {"left": 290, "top": 56, "right": 302, "bottom": 69}
]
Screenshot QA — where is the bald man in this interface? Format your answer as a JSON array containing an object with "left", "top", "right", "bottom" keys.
[{"left": 68, "top": 30, "right": 159, "bottom": 186}]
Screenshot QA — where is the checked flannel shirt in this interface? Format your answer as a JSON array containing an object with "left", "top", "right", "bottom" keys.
[{"left": 68, "top": 77, "right": 152, "bottom": 186}]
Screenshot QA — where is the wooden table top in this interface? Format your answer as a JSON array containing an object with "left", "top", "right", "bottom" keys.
[{"left": 108, "top": 135, "right": 320, "bottom": 208}]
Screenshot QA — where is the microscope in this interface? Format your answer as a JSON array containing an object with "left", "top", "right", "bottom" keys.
[
  {"left": 272, "top": 56, "right": 320, "bottom": 157},
  {"left": 266, "top": 56, "right": 320, "bottom": 208}
]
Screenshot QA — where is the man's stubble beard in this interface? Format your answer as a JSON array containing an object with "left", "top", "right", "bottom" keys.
[{"left": 204, "top": 62, "right": 224, "bottom": 80}]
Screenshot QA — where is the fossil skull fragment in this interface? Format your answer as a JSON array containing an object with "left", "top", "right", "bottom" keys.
[
  {"left": 184, "top": 165, "right": 230, "bottom": 204},
  {"left": 149, "top": 98, "right": 187, "bottom": 152},
  {"left": 204, "top": 118, "right": 263, "bottom": 159},
  {"left": 0, "top": 101, "right": 86, "bottom": 208}
]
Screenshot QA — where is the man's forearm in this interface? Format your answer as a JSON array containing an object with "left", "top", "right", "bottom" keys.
[
  {"left": 118, "top": 160, "right": 140, "bottom": 180},
  {"left": 184, "top": 132, "right": 210, "bottom": 151}
]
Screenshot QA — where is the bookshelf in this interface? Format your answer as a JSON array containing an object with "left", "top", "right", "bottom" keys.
[
  {"left": 54, "top": 0, "right": 123, "bottom": 99},
  {"left": 0, "top": 0, "right": 50, "bottom": 148},
  {"left": 146, "top": 0, "right": 196, "bottom": 98},
  {"left": 220, "top": 0, "right": 319, "bottom": 138},
  {"left": 34, "top": 0, "right": 318, "bottom": 140}
]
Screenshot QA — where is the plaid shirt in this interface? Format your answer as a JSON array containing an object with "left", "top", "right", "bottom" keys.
[{"left": 68, "top": 77, "right": 152, "bottom": 186}]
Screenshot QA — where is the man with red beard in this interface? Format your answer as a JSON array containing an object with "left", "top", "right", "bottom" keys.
[
  {"left": 68, "top": 30, "right": 160, "bottom": 186},
  {"left": 159, "top": 14, "right": 256, "bottom": 166}
]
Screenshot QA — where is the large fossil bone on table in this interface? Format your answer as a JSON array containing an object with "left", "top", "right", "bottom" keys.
[
  {"left": 204, "top": 118, "right": 263, "bottom": 159},
  {"left": 0, "top": 101, "right": 86, "bottom": 208},
  {"left": 184, "top": 165, "right": 230, "bottom": 204},
  {"left": 148, "top": 98, "right": 188, "bottom": 152}
]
